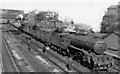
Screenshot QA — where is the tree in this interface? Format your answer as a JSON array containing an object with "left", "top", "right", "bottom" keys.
[
  {"left": 63, "top": 16, "right": 74, "bottom": 24},
  {"left": 36, "top": 11, "right": 59, "bottom": 21}
]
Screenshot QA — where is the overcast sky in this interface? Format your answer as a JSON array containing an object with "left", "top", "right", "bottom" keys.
[{"left": 0, "top": 0, "right": 119, "bottom": 32}]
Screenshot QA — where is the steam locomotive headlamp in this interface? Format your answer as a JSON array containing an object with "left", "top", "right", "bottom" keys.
[{"left": 94, "top": 40, "right": 107, "bottom": 55}]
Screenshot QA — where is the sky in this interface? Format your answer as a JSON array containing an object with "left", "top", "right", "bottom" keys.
[{"left": 0, "top": 0, "right": 119, "bottom": 32}]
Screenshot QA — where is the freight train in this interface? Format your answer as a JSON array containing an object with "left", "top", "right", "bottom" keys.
[{"left": 10, "top": 11, "right": 117, "bottom": 72}]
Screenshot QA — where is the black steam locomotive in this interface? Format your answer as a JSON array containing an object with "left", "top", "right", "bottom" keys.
[{"left": 11, "top": 11, "right": 115, "bottom": 71}]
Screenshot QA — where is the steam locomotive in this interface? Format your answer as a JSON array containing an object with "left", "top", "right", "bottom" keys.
[{"left": 11, "top": 11, "right": 115, "bottom": 71}]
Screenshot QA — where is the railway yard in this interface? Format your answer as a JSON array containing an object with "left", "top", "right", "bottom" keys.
[
  {"left": 0, "top": 19, "right": 119, "bottom": 74},
  {"left": 2, "top": 24, "right": 72, "bottom": 72},
  {"left": 1, "top": 23, "right": 91, "bottom": 73},
  {"left": 0, "top": 4, "right": 120, "bottom": 73}
]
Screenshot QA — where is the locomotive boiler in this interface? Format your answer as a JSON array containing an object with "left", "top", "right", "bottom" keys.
[{"left": 67, "top": 34, "right": 107, "bottom": 55}]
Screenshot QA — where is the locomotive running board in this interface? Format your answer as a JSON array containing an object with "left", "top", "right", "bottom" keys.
[
  {"left": 104, "top": 51, "right": 120, "bottom": 59},
  {"left": 69, "top": 45, "right": 120, "bottom": 59},
  {"left": 69, "top": 45, "right": 90, "bottom": 55}
]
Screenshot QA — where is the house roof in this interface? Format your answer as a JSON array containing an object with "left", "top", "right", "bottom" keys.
[
  {"left": 108, "top": 5, "right": 118, "bottom": 9},
  {"left": 104, "top": 33, "right": 119, "bottom": 50}
]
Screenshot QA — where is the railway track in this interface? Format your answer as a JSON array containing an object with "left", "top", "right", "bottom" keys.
[
  {"left": 2, "top": 33, "right": 19, "bottom": 72},
  {"left": 9, "top": 22, "right": 120, "bottom": 73},
  {"left": 10, "top": 28, "right": 75, "bottom": 73},
  {"left": 5, "top": 24, "right": 70, "bottom": 73},
  {"left": 8, "top": 23, "right": 91, "bottom": 73},
  {"left": 31, "top": 39, "right": 90, "bottom": 72},
  {"left": 3, "top": 30, "right": 36, "bottom": 72},
  {"left": 3, "top": 26, "right": 52, "bottom": 73}
]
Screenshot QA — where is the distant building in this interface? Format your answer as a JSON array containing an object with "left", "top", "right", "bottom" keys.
[
  {"left": 0, "top": 9, "right": 24, "bottom": 19},
  {"left": 75, "top": 23, "right": 92, "bottom": 31},
  {"left": 100, "top": 4, "right": 119, "bottom": 33}
]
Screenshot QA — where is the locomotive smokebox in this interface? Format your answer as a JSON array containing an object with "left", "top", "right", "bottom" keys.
[{"left": 94, "top": 40, "right": 107, "bottom": 54}]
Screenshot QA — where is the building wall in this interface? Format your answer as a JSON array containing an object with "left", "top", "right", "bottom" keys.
[
  {"left": 100, "top": 5, "right": 119, "bottom": 33},
  {"left": 0, "top": 9, "right": 24, "bottom": 19}
]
